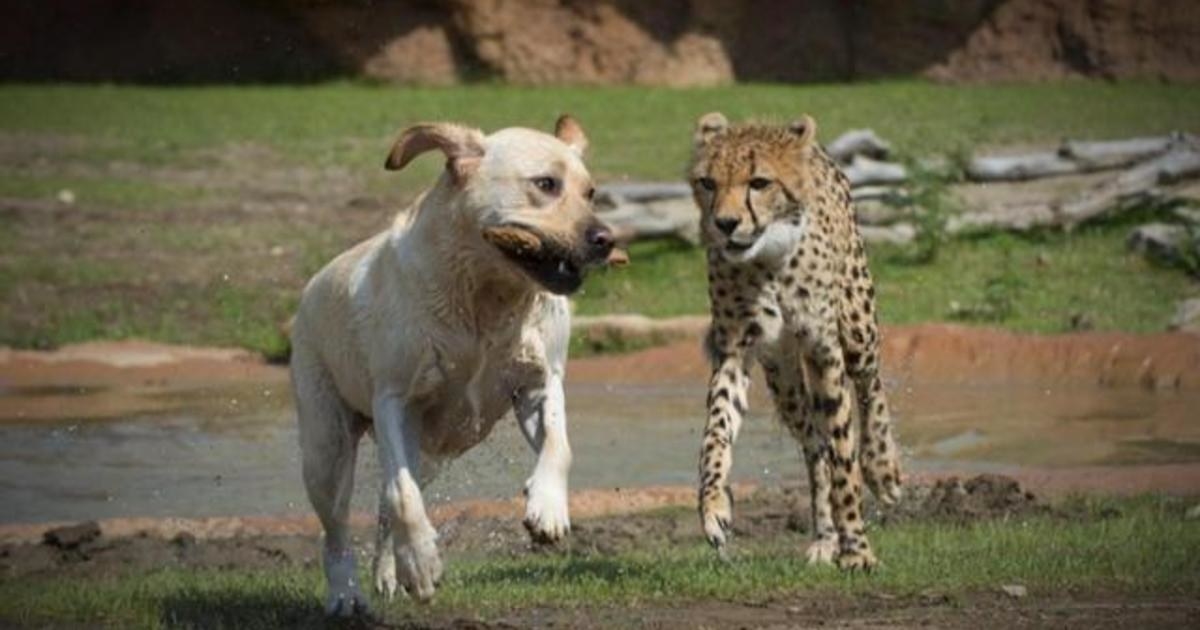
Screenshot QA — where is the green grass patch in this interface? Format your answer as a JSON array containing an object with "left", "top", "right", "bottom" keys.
[
  {"left": 1, "top": 81, "right": 1198, "bottom": 353},
  {"left": 573, "top": 215, "right": 1195, "bottom": 334},
  {"left": 3, "top": 82, "right": 1200, "bottom": 180},
  {"left": 0, "top": 496, "right": 1196, "bottom": 629},
  {"left": 0, "top": 173, "right": 207, "bottom": 209}
]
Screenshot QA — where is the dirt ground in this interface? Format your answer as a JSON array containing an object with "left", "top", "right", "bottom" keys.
[{"left": 3, "top": 474, "right": 1197, "bottom": 629}]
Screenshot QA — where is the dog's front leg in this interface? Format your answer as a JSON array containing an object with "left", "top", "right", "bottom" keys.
[
  {"left": 514, "top": 372, "right": 572, "bottom": 544},
  {"left": 373, "top": 393, "right": 442, "bottom": 602}
]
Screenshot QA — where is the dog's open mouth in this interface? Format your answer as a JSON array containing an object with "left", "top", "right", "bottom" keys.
[{"left": 483, "top": 225, "right": 589, "bottom": 295}]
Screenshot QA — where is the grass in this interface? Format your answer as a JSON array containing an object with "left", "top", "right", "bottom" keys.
[
  {"left": 573, "top": 212, "right": 1194, "bottom": 334},
  {"left": 1, "top": 81, "right": 1198, "bottom": 354},
  {"left": 0, "top": 496, "right": 1196, "bottom": 629}
]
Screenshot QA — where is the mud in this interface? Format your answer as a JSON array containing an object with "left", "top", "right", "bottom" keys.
[
  {"left": 0, "top": 475, "right": 1044, "bottom": 581},
  {"left": 4, "top": 475, "right": 1197, "bottom": 629}
]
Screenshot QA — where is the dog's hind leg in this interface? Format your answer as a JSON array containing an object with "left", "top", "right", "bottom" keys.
[{"left": 294, "top": 358, "right": 369, "bottom": 617}]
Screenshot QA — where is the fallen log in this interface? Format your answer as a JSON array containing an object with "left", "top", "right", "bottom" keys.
[
  {"left": 597, "top": 181, "right": 691, "bottom": 203},
  {"left": 826, "top": 129, "right": 892, "bottom": 163},
  {"left": 1058, "top": 134, "right": 1180, "bottom": 169},
  {"left": 966, "top": 151, "right": 1081, "bottom": 182},
  {"left": 596, "top": 197, "right": 700, "bottom": 244},
  {"left": 1058, "top": 143, "right": 1200, "bottom": 228},
  {"left": 855, "top": 199, "right": 915, "bottom": 226},
  {"left": 845, "top": 155, "right": 908, "bottom": 186},
  {"left": 949, "top": 141, "right": 1200, "bottom": 233}
]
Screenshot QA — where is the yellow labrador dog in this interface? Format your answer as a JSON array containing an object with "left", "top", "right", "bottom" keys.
[{"left": 290, "top": 116, "right": 614, "bottom": 615}]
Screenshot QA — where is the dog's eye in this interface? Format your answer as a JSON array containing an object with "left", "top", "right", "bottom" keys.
[
  {"left": 585, "top": 187, "right": 596, "bottom": 201},
  {"left": 532, "top": 176, "right": 561, "bottom": 195},
  {"left": 696, "top": 177, "right": 716, "bottom": 192},
  {"left": 749, "top": 177, "right": 772, "bottom": 190}
]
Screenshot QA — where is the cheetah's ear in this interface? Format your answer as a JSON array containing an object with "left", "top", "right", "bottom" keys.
[
  {"left": 787, "top": 114, "right": 818, "bottom": 145},
  {"left": 693, "top": 112, "right": 729, "bottom": 148}
]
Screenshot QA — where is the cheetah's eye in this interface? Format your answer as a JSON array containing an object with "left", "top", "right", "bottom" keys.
[
  {"left": 532, "top": 176, "right": 561, "bottom": 196},
  {"left": 696, "top": 177, "right": 717, "bottom": 192},
  {"left": 749, "top": 177, "right": 772, "bottom": 190}
]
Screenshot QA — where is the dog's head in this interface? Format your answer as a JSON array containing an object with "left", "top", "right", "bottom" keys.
[{"left": 385, "top": 116, "right": 615, "bottom": 295}]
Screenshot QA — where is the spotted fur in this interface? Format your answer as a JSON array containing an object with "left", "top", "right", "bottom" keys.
[{"left": 689, "top": 112, "right": 902, "bottom": 570}]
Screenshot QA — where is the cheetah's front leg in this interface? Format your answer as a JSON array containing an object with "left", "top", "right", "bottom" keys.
[{"left": 698, "top": 349, "right": 751, "bottom": 555}]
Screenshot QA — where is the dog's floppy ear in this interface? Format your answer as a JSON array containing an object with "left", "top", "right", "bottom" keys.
[
  {"left": 385, "top": 123, "right": 486, "bottom": 182},
  {"left": 693, "top": 112, "right": 728, "bottom": 148},
  {"left": 554, "top": 114, "right": 588, "bottom": 156},
  {"left": 787, "top": 114, "right": 817, "bottom": 145}
]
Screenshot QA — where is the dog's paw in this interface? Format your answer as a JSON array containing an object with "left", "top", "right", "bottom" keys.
[
  {"left": 804, "top": 536, "right": 838, "bottom": 566},
  {"left": 373, "top": 548, "right": 398, "bottom": 600},
  {"left": 325, "top": 588, "right": 370, "bottom": 618},
  {"left": 700, "top": 485, "right": 733, "bottom": 552},
  {"left": 323, "top": 546, "right": 370, "bottom": 617},
  {"left": 523, "top": 476, "right": 570, "bottom": 544},
  {"left": 396, "top": 536, "right": 443, "bottom": 602}
]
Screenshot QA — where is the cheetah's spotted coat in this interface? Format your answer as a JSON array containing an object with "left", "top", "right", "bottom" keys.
[{"left": 688, "top": 113, "right": 902, "bottom": 569}]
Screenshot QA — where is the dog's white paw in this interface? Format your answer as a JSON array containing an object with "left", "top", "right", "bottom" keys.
[
  {"left": 805, "top": 537, "right": 838, "bottom": 566},
  {"left": 396, "top": 536, "right": 443, "bottom": 602},
  {"left": 523, "top": 475, "right": 570, "bottom": 544},
  {"left": 373, "top": 547, "right": 398, "bottom": 600},
  {"left": 323, "top": 547, "right": 370, "bottom": 617}
]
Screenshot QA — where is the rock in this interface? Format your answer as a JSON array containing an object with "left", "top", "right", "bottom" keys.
[
  {"left": 1169, "top": 299, "right": 1200, "bottom": 332},
  {"left": 1000, "top": 584, "right": 1028, "bottom": 599},
  {"left": 1185, "top": 503, "right": 1200, "bottom": 520},
  {"left": 43, "top": 521, "right": 101, "bottom": 550},
  {"left": 927, "top": 0, "right": 1200, "bottom": 84},
  {"left": 1127, "top": 223, "right": 1192, "bottom": 263}
]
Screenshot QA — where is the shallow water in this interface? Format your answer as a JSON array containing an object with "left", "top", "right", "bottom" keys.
[{"left": 1, "top": 377, "right": 1198, "bottom": 524}]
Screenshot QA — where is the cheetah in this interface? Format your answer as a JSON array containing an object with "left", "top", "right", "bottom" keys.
[{"left": 688, "top": 112, "right": 902, "bottom": 570}]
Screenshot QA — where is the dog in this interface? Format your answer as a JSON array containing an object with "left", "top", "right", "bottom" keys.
[{"left": 290, "top": 115, "right": 616, "bottom": 615}]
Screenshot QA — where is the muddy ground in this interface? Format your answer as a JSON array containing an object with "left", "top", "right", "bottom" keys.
[
  {"left": 1, "top": 474, "right": 1046, "bottom": 581},
  {"left": 3, "top": 474, "right": 1197, "bottom": 629}
]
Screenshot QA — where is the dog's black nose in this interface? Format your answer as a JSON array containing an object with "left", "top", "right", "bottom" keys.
[
  {"left": 586, "top": 225, "right": 614, "bottom": 254},
  {"left": 714, "top": 217, "right": 740, "bottom": 236}
]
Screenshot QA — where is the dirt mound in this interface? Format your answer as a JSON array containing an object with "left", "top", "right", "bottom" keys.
[
  {"left": 928, "top": 0, "right": 1200, "bottom": 83},
  {"left": 882, "top": 474, "right": 1046, "bottom": 525}
]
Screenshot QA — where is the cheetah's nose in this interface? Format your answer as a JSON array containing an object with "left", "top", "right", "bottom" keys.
[{"left": 714, "top": 217, "right": 740, "bottom": 236}]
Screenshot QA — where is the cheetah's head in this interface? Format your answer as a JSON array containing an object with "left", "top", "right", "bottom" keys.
[{"left": 688, "top": 112, "right": 818, "bottom": 263}]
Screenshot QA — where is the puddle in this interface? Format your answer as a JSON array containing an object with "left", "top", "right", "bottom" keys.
[{"left": 1, "top": 374, "right": 1198, "bottom": 525}]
